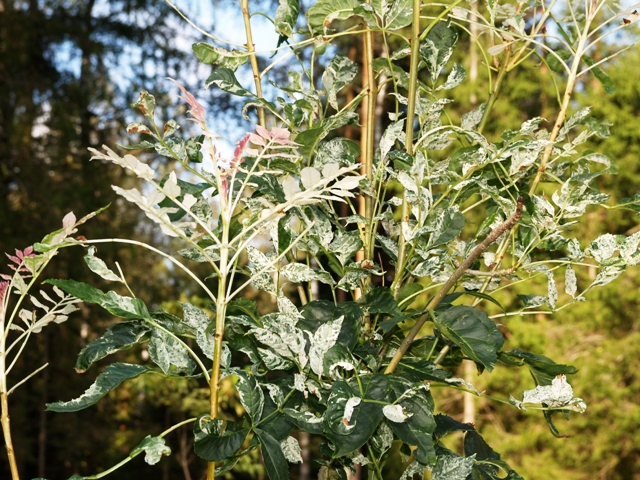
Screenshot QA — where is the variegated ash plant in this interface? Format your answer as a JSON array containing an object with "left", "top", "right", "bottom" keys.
[{"left": 5, "top": 1, "right": 640, "bottom": 480}]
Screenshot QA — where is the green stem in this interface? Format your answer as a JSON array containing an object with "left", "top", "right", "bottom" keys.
[
  {"left": 83, "top": 417, "right": 197, "bottom": 479},
  {"left": 393, "top": 0, "right": 421, "bottom": 300},
  {"left": 241, "top": 0, "right": 266, "bottom": 127},
  {"left": 477, "top": 49, "right": 512, "bottom": 134}
]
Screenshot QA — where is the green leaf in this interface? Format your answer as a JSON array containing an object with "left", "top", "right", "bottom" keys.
[
  {"left": 398, "top": 283, "right": 424, "bottom": 309},
  {"left": 387, "top": 379, "right": 437, "bottom": 465},
  {"left": 582, "top": 55, "right": 615, "bottom": 94},
  {"left": 227, "top": 297, "right": 261, "bottom": 324},
  {"left": 324, "top": 375, "right": 389, "bottom": 456},
  {"left": 205, "top": 68, "right": 255, "bottom": 97},
  {"left": 439, "top": 291, "right": 504, "bottom": 312},
  {"left": 307, "top": 0, "right": 361, "bottom": 35},
  {"left": 299, "top": 300, "right": 362, "bottom": 350},
  {"left": 46, "top": 363, "right": 150, "bottom": 412},
  {"left": 498, "top": 350, "right": 577, "bottom": 386},
  {"left": 283, "top": 408, "right": 324, "bottom": 434},
  {"left": 45, "top": 279, "right": 150, "bottom": 319},
  {"left": 255, "top": 428, "right": 289, "bottom": 480},
  {"left": 547, "top": 49, "right": 572, "bottom": 72},
  {"left": 130, "top": 435, "right": 171, "bottom": 465},
  {"left": 465, "top": 431, "right": 523, "bottom": 479},
  {"left": 433, "top": 414, "right": 474, "bottom": 441},
  {"left": 296, "top": 111, "right": 359, "bottom": 157},
  {"left": 322, "top": 55, "right": 358, "bottom": 110},
  {"left": 257, "top": 386, "right": 296, "bottom": 441},
  {"left": 358, "top": 286, "right": 401, "bottom": 315},
  {"left": 192, "top": 43, "right": 248, "bottom": 71},
  {"left": 194, "top": 415, "right": 249, "bottom": 462},
  {"left": 75, "top": 321, "right": 150, "bottom": 373},
  {"left": 275, "top": 0, "right": 299, "bottom": 37},
  {"left": 396, "top": 357, "right": 452, "bottom": 382},
  {"left": 84, "top": 246, "right": 121, "bottom": 282},
  {"left": 235, "top": 371, "right": 264, "bottom": 425},
  {"left": 434, "top": 306, "right": 504, "bottom": 372}
]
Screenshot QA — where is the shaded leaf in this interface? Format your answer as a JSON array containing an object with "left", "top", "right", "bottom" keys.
[
  {"left": 75, "top": 321, "right": 150, "bottom": 372},
  {"left": 194, "top": 416, "right": 249, "bottom": 462},
  {"left": 255, "top": 428, "right": 289, "bottom": 480},
  {"left": 235, "top": 371, "right": 265, "bottom": 425},
  {"left": 46, "top": 363, "right": 150, "bottom": 412},
  {"left": 434, "top": 306, "right": 504, "bottom": 372}
]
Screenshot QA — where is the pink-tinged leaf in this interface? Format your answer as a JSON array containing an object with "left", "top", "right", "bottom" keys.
[
  {"left": 232, "top": 134, "right": 251, "bottom": 167},
  {"left": 0, "top": 281, "right": 9, "bottom": 303},
  {"left": 62, "top": 212, "right": 76, "bottom": 228},
  {"left": 255, "top": 124, "right": 271, "bottom": 140},
  {"left": 271, "top": 127, "right": 290, "bottom": 141},
  {"left": 23, "top": 246, "right": 34, "bottom": 256},
  {"left": 6, "top": 253, "right": 21, "bottom": 265},
  {"left": 249, "top": 133, "right": 266, "bottom": 146},
  {"left": 0, "top": 274, "right": 11, "bottom": 280},
  {"left": 168, "top": 78, "right": 206, "bottom": 124}
]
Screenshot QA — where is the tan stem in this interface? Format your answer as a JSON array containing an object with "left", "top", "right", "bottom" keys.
[
  {"left": 1, "top": 392, "right": 20, "bottom": 480},
  {"left": 385, "top": 198, "right": 524, "bottom": 374}
]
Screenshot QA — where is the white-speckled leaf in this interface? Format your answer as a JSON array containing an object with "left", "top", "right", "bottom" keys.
[
  {"left": 280, "top": 436, "right": 303, "bottom": 464},
  {"left": 84, "top": 247, "right": 122, "bottom": 282},
  {"left": 522, "top": 374, "right": 574, "bottom": 407},
  {"left": 281, "top": 263, "right": 334, "bottom": 285},
  {"left": 565, "top": 266, "right": 577, "bottom": 297},
  {"left": 371, "top": 421, "right": 394, "bottom": 456},
  {"left": 182, "top": 302, "right": 214, "bottom": 359},
  {"left": 309, "top": 316, "right": 344, "bottom": 376},
  {"left": 432, "top": 454, "right": 475, "bottom": 480},
  {"left": 258, "top": 347, "right": 295, "bottom": 370},
  {"left": 590, "top": 266, "right": 625, "bottom": 288},
  {"left": 546, "top": 271, "right": 558, "bottom": 310},
  {"left": 379, "top": 120, "right": 405, "bottom": 161},
  {"left": 264, "top": 384, "right": 284, "bottom": 406},
  {"left": 400, "top": 461, "right": 426, "bottom": 480},
  {"left": 148, "top": 328, "right": 195, "bottom": 374},
  {"left": 588, "top": 233, "right": 619, "bottom": 263},
  {"left": 436, "top": 63, "right": 466, "bottom": 91},
  {"left": 461, "top": 103, "right": 486, "bottom": 130},
  {"left": 277, "top": 293, "right": 302, "bottom": 322}
]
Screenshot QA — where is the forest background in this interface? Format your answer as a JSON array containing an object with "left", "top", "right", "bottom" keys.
[{"left": 0, "top": 0, "right": 639, "bottom": 479}]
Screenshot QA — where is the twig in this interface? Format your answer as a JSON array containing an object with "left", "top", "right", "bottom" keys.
[{"left": 384, "top": 197, "right": 524, "bottom": 374}]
